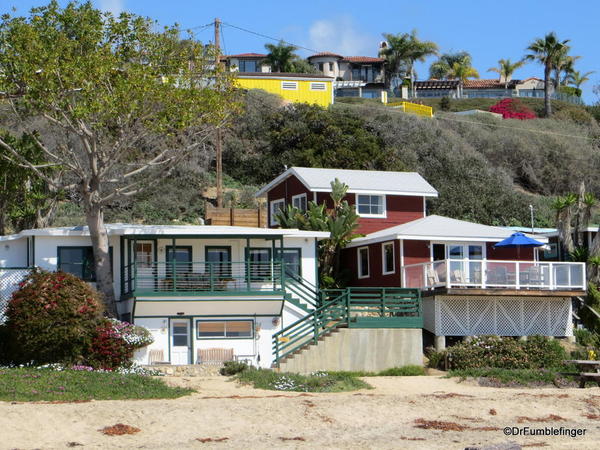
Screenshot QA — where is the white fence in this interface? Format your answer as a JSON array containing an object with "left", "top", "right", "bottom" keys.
[{"left": 402, "top": 259, "right": 586, "bottom": 291}]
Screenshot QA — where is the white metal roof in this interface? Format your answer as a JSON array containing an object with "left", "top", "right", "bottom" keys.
[
  {"left": 347, "top": 215, "right": 549, "bottom": 247},
  {"left": 255, "top": 167, "right": 438, "bottom": 197},
  {"left": 1, "top": 223, "right": 329, "bottom": 240}
]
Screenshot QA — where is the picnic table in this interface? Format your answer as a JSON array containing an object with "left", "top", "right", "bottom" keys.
[{"left": 563, "top": 359, "right": 600, "bottom": 388}]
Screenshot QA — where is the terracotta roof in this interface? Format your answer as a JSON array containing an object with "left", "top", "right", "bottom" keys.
[
  {"left": 414, "top": 80, "right": 460, "bottom": 90},
  {"left": 225, "top": 53, "right": 266, "bottom": 59},
  {"left": 342, "top": 56, "right": 384, "bottom": 63},
  {"left": 463, "top": 79, "right": 520, "bottom": 89},
  {"left": 307, "top": 52, "right": 343, "bottom": 59}
]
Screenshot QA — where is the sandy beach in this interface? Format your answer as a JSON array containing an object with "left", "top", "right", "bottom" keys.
[{"left": 1, "top": 375, "right": 600, "bottom": 449}]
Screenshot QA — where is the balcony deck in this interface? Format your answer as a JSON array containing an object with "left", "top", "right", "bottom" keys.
[
  {"left": 123, "top": 261, "right": 286, "bottom": 297},
  {"left": 402, "top": 259, "right": 586, "bottom": 295}
]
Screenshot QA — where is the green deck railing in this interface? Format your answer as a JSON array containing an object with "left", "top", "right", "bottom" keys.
[
  {"left": 272, "top": 287, "right": 422, "bottom": 365},
  {"left": 124, "top": 260, "right": 285, "bottom": 295}
]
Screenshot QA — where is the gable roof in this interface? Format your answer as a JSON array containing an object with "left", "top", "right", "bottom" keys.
[
  {"left": 255, "top": 167, "right": 438, "bottom": 198},
  {"left": 346, "top": 215, "right": 548, "bottom": 247}
]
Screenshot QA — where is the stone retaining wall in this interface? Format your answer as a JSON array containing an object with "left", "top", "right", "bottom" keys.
[{"left": 146, "top": 364, "right": 222, "bottom": 377}]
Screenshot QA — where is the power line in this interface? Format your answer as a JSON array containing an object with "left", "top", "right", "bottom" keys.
[{"left": 221, "top": 21, "right": 321, "bottom": 54}]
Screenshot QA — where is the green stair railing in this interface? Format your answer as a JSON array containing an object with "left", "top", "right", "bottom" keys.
[
  {"left": 272, "top": 287, "right": 422, "bottom": 366},
  {"left": 284, "top": 273, "right": 320, "bottom": 309}
]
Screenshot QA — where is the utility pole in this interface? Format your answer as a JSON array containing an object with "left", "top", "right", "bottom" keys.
[{"left": 214, "top": 18, "right": 224, "bottom": 208}]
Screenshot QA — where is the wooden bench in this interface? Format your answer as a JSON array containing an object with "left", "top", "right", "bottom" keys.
[
  {"left": 148, "top": 349, "right": 167, "bottom": 364},
  {"left": 197, "top": 348, "right": 234, "bottom": 365}
]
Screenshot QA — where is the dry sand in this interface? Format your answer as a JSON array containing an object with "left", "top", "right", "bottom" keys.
[{"left": 1, "top": 375, "right": 600, "bottom": 449}]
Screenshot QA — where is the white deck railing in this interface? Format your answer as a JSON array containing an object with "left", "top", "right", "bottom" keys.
[{"left": 401, "top": 259, "right": 586, "bottom": 291}]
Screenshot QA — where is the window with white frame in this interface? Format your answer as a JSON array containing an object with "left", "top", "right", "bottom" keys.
[
  {"left": 292, "top": 193, "right": 307, "bottom": 212},
  {"left": 357, "top": 247, "right": 370, "bottom": 278},
  {"left": 310, "top": 82, "right": 327, "bottom": 91},
  {"left": 270, "top": 198, "right": 285, "bottom": 226},
  {"left": 281, "top": 81, "right": 298, "bottom": 90},
  {"left": 356, "top": 194, "right": 385, "bottom": 217},
  {"left": 382, "top": 242, "right": 395, "bottom": 275}
]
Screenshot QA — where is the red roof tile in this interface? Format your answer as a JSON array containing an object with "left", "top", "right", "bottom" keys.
[
  {"left": 342, "top": 56, "right": 384, "bottom": 63},
  {"left": 308, "top": 52, "right": 343, "bottom": 59},
  {"left": 464, "top": 79, "right": 520, "bottom": 89}
]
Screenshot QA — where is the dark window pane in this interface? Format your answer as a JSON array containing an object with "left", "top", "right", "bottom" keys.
[
  {"left": 173, "top": 335, "right": 188, "bottom": 346},
  {"left": 384, "top": 244, "right": 394, "bottom": 273}
]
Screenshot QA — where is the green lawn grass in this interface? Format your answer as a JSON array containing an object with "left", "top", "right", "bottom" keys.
[
  {"left": 0, "top": 368, "right": 193, "bottom": 402},
  {"left": 235, "top": 368, "right": 371, "bottom": 392}
]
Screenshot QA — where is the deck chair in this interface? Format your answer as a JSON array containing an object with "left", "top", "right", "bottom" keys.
[
  {"left": 197, "top": 348, "right": 234, "bottom": 365},
  {"left": 426, "top": 266, "right": 439, "bottom": 287},
  {"left": 450, "top": 269, "right": 466, "bottom": 285},
  {"left": 528, "top": 266, "right": 543, "bottom": 286},
  {"left": 148, "top": 349, "right": 166, "bottom": 364},
  {"left": 487, "top": 266, "right": 508, "bottom": 285}
]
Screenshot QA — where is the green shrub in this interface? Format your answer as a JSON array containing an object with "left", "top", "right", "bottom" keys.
[
  {"left": 574, "top": 328, "right": 600, "bottom": 348},
  {"left": 425, "top": 346, "right": 445, "bottom": 369},
  {"left": 440, "top": 96, "right": 451, "bottom": 111},
  {"left": 446, "top": 335, "right": 565, "bottom": 370},
  {"left": 521, "top": 335, "right": 567, "bottom": 368},
  {"left": 219, "top": 360, "right": 248, "bottom": 376},
  {"left": 5, "top": 270, "right": 104, "bottom": 365}
]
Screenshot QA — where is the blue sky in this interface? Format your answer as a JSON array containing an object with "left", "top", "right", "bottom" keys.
[{"left": 5, "top": 0, "right": 600, "bottom": 103}]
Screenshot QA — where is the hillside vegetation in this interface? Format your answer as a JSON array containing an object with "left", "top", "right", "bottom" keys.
[{"left": 47, "top": 90, "right": 600, "bottom": 229}]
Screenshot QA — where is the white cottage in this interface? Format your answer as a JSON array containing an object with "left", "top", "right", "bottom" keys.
[{"left": 0, "top": 224, "right": 328, "bottom": 368}]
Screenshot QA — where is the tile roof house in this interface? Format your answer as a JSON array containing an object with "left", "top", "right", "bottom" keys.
[{"left": 307, "top": 53, "right": 386, "bottom": 100}]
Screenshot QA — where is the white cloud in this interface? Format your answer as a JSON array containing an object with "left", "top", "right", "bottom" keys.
[
  {"left": 307, "top": 16, "right": 379, "bottom": 56},
  {"left": 98, "top": 0, "right": 125, "bottom": 15}
]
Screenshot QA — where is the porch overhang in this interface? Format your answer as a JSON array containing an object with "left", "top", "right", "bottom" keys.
[{"left": 133, "top": 295, "right": 285, "bottom": 317}]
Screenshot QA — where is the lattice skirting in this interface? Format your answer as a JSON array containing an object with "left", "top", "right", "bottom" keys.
[
  {"left": 0, "top": 269, "right": 30, "bottom": 323},
  {"left": 423, "top": 295, "right": 573, "bottom": 337}
]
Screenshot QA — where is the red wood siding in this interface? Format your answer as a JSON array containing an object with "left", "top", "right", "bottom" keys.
[
  {"left": 266, "top": 175, "right": 313, "bottom": 228},
  {"left": 342, "top": 240, "right": 401, "bottom": 287},
  {"left": 349, "top": 194, "right": 425, "bottom": 234},
  {"left": 486, "top": 243, "right": 533, "bottom": 261},
  {"left": 402, "top": 239, "right": 430, "bottom": 266}
]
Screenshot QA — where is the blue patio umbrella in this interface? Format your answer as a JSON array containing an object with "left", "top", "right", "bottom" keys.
[
  {"left": 494, "top": 232, "right": 544, "bottom": 258},
  {"left": 494, "top": 232, "right": 544, "bottom": 249}
]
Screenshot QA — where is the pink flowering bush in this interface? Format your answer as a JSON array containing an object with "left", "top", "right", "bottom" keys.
[
  {"left": 1, "top": 270, "right": 152, "bottom": 369},
  {"left": 489, "top": 98, "right": 537, "bottom": 120},
  {"left": 87, "top": 319, "right": 153, "bottom": 370},
  {"left": 3, "top": 270, "right": 104, "bottom": 365}
]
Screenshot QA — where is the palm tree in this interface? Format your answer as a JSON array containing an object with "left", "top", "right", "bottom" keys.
[
  {"left": 379, "top": 30, "right": 438, "bottom": 97},
  {"left": 524, "top": 32, "right": 570, "bottom": 117},
  {"left": 554, "top": 53, "right": 580, "bottom": 90},
  {"left": 487, "top": 58, "right": 526, "bottom": 89},
  {"left": 567, "top": 70, "right": 595, "bottom": 90},
  {"left": 429, "top": 51, "right": 472, "bottom": 79},
  {"left": 263, "top": 41, "right": 299, "bottom": 72}
]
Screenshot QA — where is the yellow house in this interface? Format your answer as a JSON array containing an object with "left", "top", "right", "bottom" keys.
[{"left": 235, "top": 73, "right": 334, "bottom": 108}]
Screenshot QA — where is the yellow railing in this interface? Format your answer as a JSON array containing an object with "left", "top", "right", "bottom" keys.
[{"left": 386, "top": 101, "right": 433, "bottom": 118}]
